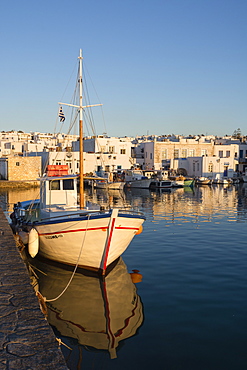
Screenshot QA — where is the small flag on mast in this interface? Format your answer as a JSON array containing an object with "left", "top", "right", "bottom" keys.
[{"left": 59, "top": 107, "right": 65, "bottom": 122}]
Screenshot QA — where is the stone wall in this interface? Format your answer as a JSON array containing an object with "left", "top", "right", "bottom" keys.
[{"left": 7, "top": 156, "right": 41, "bottom": 181}]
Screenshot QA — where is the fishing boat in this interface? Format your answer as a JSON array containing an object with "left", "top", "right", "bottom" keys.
[
  {"left": 94, "top": 178, "right": 125, "bottom": 190},
  {"left": 183, "top": 177, "right": 195, "bottom": 187},
  {"left": 195, "top": 176, "right": 211, "bottom": 185},
  {"left": 11, "top": 50, "right": 145, "bottom": 274},
  {"left": 150, "top": 177, "right": 184, "bottom": 189},
  {"left": 150, "top": 179, "right": 176, "bottom": 189},
  {"left": 124, "top": 169, "right": 152, "bottom": 189},
  {"left": 27, "top": 256, "right": 143, "bottom": 360}
]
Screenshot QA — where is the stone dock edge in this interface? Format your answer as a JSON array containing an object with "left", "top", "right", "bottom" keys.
[
  {"left": 0, "top": 207, "right": 68, "bottom": 369},
  {"left": 0, "top": 180, "right": 40, "bottom": 189}
]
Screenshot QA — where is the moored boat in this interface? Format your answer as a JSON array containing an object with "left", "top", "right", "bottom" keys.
[
  {"left": 195, "top": 177, "right": 211, "bottom": 185},
  {"left": 11, "top": 50, "right": 145, "bottom": 274},
  {"left": 150, "top": 179, "right": 182, "bottom": 189},
  {"left": 183, "top": 178, "right": 195, "bottom": 187},
  {"left": 94, "top": 179, "right": 125, "bottom": 190},
  {"left": 124, "top": 169, "right": 152, "bottom": 189}
]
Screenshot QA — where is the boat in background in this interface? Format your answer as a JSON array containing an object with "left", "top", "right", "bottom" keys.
[
  {"left": 124, "top": 169, "right": 152, "bottom": 189},
  {"left": 212, "top": 174, "right": 231, "bottom": 185},
  {"left": 11, "top": 50, "right": 145, "bottom": 275},
  {"left": 94, "top": 178, "right": 125, "bottom": 190},
  {"left": 183, "top": 178, "right": 195, "bottom": 187},
  {"left": 150, "top": 179, "right": 173, "bottom": 189},
  {"left": 150, "top": 179, "right": 183, "bottom": 189},
  {"left": 195, "top": 177, "right": 211, "bottom": 185},
  {"left": 28, "top": 256, "right": 143, "bottom": 360}
]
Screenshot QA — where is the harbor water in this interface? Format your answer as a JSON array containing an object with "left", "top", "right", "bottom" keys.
[{"left": 1, "top": 183, "right": 247, "bottom": 369}]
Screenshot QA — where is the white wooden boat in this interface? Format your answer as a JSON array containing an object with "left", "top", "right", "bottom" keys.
[
  {"left": 11, "top": 50, "right": 145, "bottom": 274},
  {"left": 124, "top": 170, "right": 152, "bottom": 189},
  {"left": 150, "top": 179, "right": 174, "bottom": 189},
  {"left": 150, "top": 179, "right": 183, "bottom": 189},
  {"left": 94, "top": 179, "right": 125, "bottom": 190},
  {"left": 195, "top": 177, "right": 211, "bottom": 185},
  {"left": 212, "top": 174, "right": 230, "bottom": 185},
  {"left": 28, "top": 257, "right": 143, "bottom": 360}
]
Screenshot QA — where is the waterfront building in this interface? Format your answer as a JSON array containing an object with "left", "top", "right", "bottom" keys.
[
  {"left": 139, "top": 136, "right": 215, "bottom": 171},
  {"left": 0, "top": 156, "right": 41, "bottom": 181},
  {"left": 172, "top": 156, "right": 236, "bottom": 178},
  {"left": 1, "top": 130, "right": 247, "bottom": 179},
  {"left": 28, "top": 147, "right": 136, "bottom": 176}
]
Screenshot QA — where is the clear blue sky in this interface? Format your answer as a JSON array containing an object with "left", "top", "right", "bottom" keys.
[{"left": 1, "top": 0, "right": 246, "bottom": 137}]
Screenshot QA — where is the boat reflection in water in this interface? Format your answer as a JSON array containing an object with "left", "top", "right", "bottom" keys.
[{"left": 28, "top": 256, "right": 144, "bottom": 361}]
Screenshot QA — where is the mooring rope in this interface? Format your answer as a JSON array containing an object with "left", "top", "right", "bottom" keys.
[{"left": 38, "top": 214, "right": 90, "bottom": 303}]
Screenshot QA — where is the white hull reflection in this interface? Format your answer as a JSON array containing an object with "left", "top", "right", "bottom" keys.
[{"left": 29, "top": 257, "right": 143, "bottom": 359}]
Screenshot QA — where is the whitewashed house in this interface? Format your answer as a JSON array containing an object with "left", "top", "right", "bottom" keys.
[{"left": 172, "top": 156, "right": 236, "bottom": 178}]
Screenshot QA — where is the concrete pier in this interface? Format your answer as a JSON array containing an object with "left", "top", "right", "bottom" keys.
[{"left": 0, "top": 208, "right": 68, "bottom": 369}]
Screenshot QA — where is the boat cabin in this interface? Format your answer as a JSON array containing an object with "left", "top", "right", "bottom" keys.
[{"left": 40, "top": 175, "right": 78, "bottom": 209}]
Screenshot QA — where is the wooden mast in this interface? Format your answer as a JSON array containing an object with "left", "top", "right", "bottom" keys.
[
  {"left": 59, "top": 49, "right": 102, "bottom": 209},
  {"left": 78, "top": 49, "right": 84, "bottom": 209}
]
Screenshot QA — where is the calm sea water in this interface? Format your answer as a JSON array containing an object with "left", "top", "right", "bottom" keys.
[{"left": 1, "top": 184, "right": 247, "bottom": 370}]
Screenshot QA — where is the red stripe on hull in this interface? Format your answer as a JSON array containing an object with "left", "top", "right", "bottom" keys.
[{"left": 38, "top": 225, "right": 139, "bottom": 236}]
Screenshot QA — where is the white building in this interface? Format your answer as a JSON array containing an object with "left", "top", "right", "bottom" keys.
[
  {"left": 28, "top": 148, "right": 136, "bottom": 176},
  {"left": 172, "top": 156, "right": 236, "bottom": 178}
]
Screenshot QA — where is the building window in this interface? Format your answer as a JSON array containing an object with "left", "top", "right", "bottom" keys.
[
  {"left": 201, "top": 149, "right": 207, "bottom": 156},
  {"left": 219, "top": 150, "right": 223, "bottom": 158},
  {"left": 208, "top": 163, "right": 213, "bottom": 172},
  {"left": 197, "top": 163, "right": 199, "bottom": 171},
  {"left": 120, "top": 149, "right": 126, "bottom": 154},
  {"left": 226, "top": 151, "right": 230, "bottom": 157},
  {"left": 188, "top": 149, "right": 195, "bottom": 157},
  {"left": 161, "top": 149, "right": 167, "bottom": 159},
  {"left": 16, "top": 162, "right": 20, "bottom": 166},
  {"left": 150, "top": 153, "right": 152, "bottom": 159},
  {"left": 193, "top": 163, "right": 195, "bottom": 172},
  {"left": 105, "top": 165, "right": 110, "bottom": 172},
  {"left": 100, "top": 146, "right": 106, "bottom": 153},
  {"left": 181, "top": 149, "right": 187, "bottom": 158},
  {"left": 174, "top": 149, "right": 179, "bottom": 159},
  {"left": 109, "top": 146, "right": 114, "bottom": 153}
]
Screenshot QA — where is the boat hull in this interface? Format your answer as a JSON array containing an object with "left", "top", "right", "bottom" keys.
[
  {"left": 195, "top": 177, "right": 211, "bottom": 185},
  {"left": 95, "top": 181, "right": 125, "bottom": 190},
  {"left": 24, "top": 211, "right": 145, "bottom": 272},
  {"left": 125, "top": 179, "right": 152, "bottom": 189},
  {"left": 183, "top": 179, "right": 195, "bottom": 187}
]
